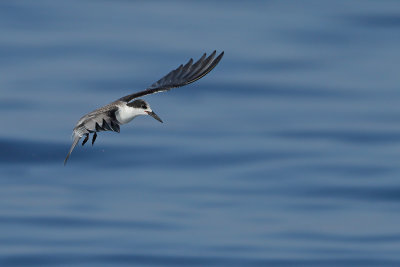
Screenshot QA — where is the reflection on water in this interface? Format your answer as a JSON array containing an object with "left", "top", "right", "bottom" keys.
[{"left": 1, "top": 0, "right": 400, "bottom": 266}]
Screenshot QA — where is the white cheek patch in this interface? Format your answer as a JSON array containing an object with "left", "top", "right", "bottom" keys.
[{"left": 116, "top": 106, "right": 144, "bottom": 124}]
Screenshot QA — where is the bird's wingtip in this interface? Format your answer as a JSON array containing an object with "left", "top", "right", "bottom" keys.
[
  {"left": 64, "top": 153, "right": 71, "bottom": 166},
  {"left": 64, "top": 135, "right": 81, "bottom": 166}
]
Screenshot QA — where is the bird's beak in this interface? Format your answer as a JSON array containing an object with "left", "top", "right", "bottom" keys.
[{"left": 146, "top": 111, "right": 163, "bottom": 123}]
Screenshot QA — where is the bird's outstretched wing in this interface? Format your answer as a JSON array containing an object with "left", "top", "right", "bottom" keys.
[
  {"left": 119, "top": 50, "right": 224, "bottom": 103},
  {"left": 64, "top": 105, "right": 120, "bottom": 165}
]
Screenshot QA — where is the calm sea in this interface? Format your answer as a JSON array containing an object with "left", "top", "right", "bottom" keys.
[{"left": 1, "top": 0, "right": 400, "bottom": 266}]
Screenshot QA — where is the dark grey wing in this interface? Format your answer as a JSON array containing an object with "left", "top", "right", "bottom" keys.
[
  {"left": 119, "top": 51, "right": 224, "bottom": 102},
  {"left": 75, "top": 105, "right": 120, "bottom": 136},
  {"left": 64, "top": 105, "right": 120, "bottom": 165},
  {"left": 80, "top": 110, "right": 120, "bottom": 134}
]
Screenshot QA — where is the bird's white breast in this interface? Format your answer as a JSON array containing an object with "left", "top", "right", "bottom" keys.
[{"left": 115, "top": 105, "right": 139, "bottom": 124}]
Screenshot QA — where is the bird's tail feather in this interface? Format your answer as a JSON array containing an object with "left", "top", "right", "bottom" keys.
[{"left": 64, "top": 135, "right": 81, "bottom": 165}]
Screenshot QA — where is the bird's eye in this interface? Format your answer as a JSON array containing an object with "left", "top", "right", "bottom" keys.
[{"left": 142, "top": 105, "right": 147, "bottom": 109}]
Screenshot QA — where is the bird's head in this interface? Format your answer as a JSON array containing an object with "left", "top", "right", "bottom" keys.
[{"left": 127, "top": 99, "right": 163, "bottom": 123}]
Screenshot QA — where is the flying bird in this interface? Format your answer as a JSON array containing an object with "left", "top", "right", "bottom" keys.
[{"left": 64, "top": 50, "right": 224, "bottom": 165}]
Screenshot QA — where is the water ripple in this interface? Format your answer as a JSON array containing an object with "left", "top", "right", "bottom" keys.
[{"left": 0, "top": 215, "right": 177, "bottom": 230}]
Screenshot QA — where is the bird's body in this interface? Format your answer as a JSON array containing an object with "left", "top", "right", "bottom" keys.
[
  {"left": 64, "top": 51, "right": 224, "bottom": 165},
  {"left": 115, "top": 102, "right": 138, "bottom": 124}
]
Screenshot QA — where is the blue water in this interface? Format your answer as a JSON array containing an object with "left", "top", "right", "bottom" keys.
[{"left": 1, "top": 0, "right": 400, "bottom": 266}]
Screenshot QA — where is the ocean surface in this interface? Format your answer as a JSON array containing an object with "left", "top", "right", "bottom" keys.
[{"left": 1, "top": 0, "right": 400, "bottom": 266}]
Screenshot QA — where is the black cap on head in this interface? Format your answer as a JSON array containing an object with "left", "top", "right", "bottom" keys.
[{"left": 127, "top": 99, "right": 148, "bottom": 109}]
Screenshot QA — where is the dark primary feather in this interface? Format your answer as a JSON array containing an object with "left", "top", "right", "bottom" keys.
[
  {"left": 77, "top": 105, "right": 120, "bottom": 134},
  {"left": 64, "top": 105, "right": 120, "bottom": 165},
  {"left": 119, "top": 50, "right": 224, "bottom": 102}
]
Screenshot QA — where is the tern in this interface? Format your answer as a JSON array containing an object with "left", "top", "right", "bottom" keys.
[{"left": 64, "top": 50, "right": 224, "bottom": 165}]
